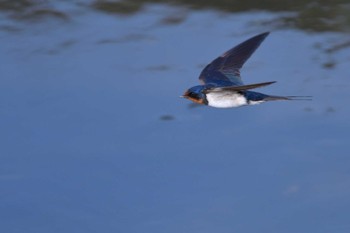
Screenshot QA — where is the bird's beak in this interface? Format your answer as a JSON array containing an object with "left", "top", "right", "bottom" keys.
[{"left": 180, "top": 91, "right": 189, "bottom": 98}]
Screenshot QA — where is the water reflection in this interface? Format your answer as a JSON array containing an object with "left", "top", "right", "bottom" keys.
[
  {"left": 91, "top": 0, "right": 350, "bottom": 32},
  {"left": 1, "top": 0, "right": 350, "bottom": 32},
  {"left": 96, "top": 33, "right": 156, "bottom": 44},
  {"left": 0, "top": 0, "right": 69, "bottom": 21}
]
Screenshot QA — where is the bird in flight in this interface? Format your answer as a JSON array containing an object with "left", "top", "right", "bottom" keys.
[{"left": 181, "top": 32, "right": 310, "bottom": 108}]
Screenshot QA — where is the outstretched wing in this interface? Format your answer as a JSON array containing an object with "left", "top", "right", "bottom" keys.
[
  {"left": 199, "top": 32, "right": 270, "bottom": 86},
  {"left": 203, "top": 81, "right": 276, "bottom": 94}
]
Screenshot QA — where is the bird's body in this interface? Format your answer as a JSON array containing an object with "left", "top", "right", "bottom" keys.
[
  {"left": 182, "top": 32, "right": 310, "bottom": 108},
  {"left": 206, "top": 91, "right": 249, "bottom": 108},
  {"left": 206, "top": 90, "right": 268, "bottom": 108}
]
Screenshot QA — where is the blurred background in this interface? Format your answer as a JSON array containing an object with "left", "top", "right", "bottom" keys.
[{"left": 1, "top": 0, "right": 350, "bottom": 232}]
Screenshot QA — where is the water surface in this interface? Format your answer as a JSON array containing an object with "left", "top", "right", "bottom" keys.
[{"left": 1, "top": 1, "right": 350, "bottom": 233}]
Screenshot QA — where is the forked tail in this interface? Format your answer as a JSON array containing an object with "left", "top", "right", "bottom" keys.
[{"left": 264, "top": 95, "right": 312, "bottom": 101}]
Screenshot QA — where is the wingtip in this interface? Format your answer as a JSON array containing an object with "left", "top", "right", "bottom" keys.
[
  {"left": 258, "top": 31, "right": 270, "bottom": 39},
  {"left": 247, "top": 32, "right": 270, "bottom": 42}
]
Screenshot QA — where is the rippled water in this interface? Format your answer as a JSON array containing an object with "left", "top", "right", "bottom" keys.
[{"left": 1, "top": 1, "right": 350, "bottom": 233}]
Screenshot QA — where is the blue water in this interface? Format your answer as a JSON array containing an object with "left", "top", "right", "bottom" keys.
[{"left": 1, "top": 2, "right": 350, "bottom": 233}]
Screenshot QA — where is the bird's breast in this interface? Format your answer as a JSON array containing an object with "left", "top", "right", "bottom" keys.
[{"left": 206, "top": 91, "right": 248, "bottom": 108}]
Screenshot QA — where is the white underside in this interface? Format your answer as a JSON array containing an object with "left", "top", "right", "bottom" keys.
[{"left": 206, "top": 92, "right": 263, "bottom": 108}]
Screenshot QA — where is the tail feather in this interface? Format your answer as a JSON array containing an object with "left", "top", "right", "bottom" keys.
[{"left": 264, "top": 95, "right": 312, "bottom": 101}]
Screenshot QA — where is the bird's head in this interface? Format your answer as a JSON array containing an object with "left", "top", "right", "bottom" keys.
[{"left": 181, "top": 85, "right": 207, "bottom": 105}]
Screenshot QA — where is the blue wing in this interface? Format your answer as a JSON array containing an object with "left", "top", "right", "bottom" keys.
[{"left": 199, "top": 32, "right": 270, "bottom": 86}]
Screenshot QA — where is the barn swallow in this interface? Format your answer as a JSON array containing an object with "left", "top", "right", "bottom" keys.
[{"left": 181, "top": 32, "right": 310, "bottom": 108}]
